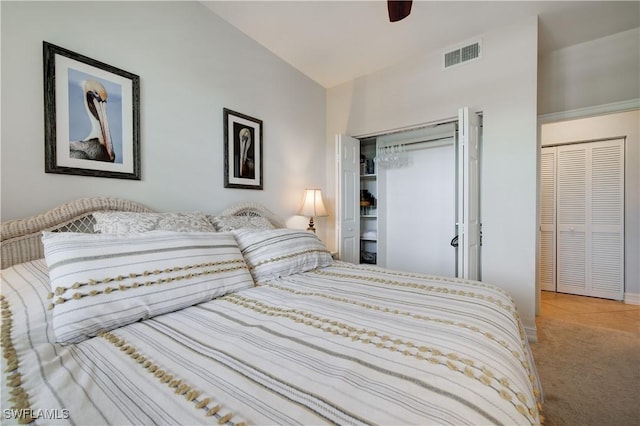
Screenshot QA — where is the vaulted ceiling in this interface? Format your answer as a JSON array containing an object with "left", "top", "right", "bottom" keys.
[{"left": 203, "top": 1, "right": 640, "bottom": 88}]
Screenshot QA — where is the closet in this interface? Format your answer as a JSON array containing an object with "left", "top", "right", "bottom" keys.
[
  {"left": 378, "top": 125, "right": 456, "bottom": 276},
  {"left": 540, "top": 139, "right": 625, "bottom": 300},
  {"left": 337, "top": 108, "right": 481, "bottom": 280},
  {"left": 359, "top": 138, "right": 379, "bottom": 265}
]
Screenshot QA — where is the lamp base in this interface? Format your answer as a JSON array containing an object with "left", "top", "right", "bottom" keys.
[{"left": 307, "top": 217, "right": 316, "bottom": 233}]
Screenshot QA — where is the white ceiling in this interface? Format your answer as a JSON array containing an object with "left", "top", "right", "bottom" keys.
[{"left": 203, "top": 1, "right": 640, "bottom": 88}]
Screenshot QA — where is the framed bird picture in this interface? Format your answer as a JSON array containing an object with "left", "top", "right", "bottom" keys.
[
  {"left": 43, "top": 41, "right": 141, "bottom": 180},
  {"left": 223, "top": 108, "right": 263, "bottom": 190}
]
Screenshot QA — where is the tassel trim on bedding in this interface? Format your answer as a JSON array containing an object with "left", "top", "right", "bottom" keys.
[
  {"left": 98, "top": 330, "right": 244, "bottom": 425},
  {"left": 307, "top": 268, "right": 546, "bottom": 422},
  {"left": 1, "top": 295, "right": 35, "bottom": 425},
  {"left": 223, "top": 291, "right": 544, "bottom": 425},
  {"left": 249, "top": 249, "right": 331, "bottom": 269},
  {"left": 46, "top": 260, "right": 248, "bottom": 310}
]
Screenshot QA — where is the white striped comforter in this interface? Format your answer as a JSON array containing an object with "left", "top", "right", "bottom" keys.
[{"left": 1, "top": 259, "right": 542, "bottom": 425}]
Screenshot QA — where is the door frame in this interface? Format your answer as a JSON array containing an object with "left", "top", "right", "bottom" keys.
[
  {"left": 338, "top": 108, "right": 483, "bottom": 278},
  {"left": 536, "top": 99, "right": 639, "bottom": 313}
]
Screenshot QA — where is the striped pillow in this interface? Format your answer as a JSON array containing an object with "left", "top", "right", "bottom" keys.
[
  {"left": 233, "top": 229, "right": 333, "bottom": 283},
  {"left": 42, "top": 231, "right": 254, "bottom": 344}
]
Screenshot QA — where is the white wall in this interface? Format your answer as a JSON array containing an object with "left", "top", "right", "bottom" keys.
[
  {"left": 385, "top": 143, "right": 456, "bottom": 277},
  {"left": 1, "top": 1, "right": 326, "bottom": 236},
  {"left": 327, "top": 17, "right": 539, "bottom": 337},
  {"left": 538, "top": 28, "right": 640, "bottom": 115},
  {"left": 541, "top": 110, "right": 640, "bottom": 301}
]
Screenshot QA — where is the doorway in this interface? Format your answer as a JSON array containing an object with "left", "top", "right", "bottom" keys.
[
  {"left": 540, "top": 138, "right": 625, "bottom": 300},
  {"left": 337, "top": 108, "right": 482, "bottom": 280},
  {"left": 538, "top": 108, "right": 639, "bottom": 303}
]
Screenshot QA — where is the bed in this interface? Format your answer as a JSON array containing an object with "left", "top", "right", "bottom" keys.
[{"left": 1, "top": 198, "right": 543, "bottom": 425}]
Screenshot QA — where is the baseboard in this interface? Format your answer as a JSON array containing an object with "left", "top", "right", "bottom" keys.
[
  {"left": 624, "top": 292, "right": 640, "bottom": 305},
  {"left": 524, "top": 324, "right": 538, "bottom": 343}
]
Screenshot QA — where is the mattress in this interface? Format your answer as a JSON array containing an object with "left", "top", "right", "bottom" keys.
[{"left": 1, "top": 259, "right": 542, "bottom": 425}]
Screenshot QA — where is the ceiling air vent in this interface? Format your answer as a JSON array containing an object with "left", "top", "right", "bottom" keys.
[{"left": 443, "top": 41, "right": 481, "bottom": 69}]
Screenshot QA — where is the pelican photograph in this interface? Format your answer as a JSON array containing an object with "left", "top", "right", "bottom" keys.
[
  {"left": 68, "top": 70, "right": 122, "bottom": 164},
  {"left": 43, "top": 41, "right": 140, "bottom": 180},
  {"left": 223, "top": 108, "right": 263, "bottom": 190}
]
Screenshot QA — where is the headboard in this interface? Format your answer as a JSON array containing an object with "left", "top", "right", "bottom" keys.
[
  {"left": 219, "top": 201, "right": 286, "bottom": 229},
  {"left": 1, "top": 198, "right": 285, "bottom": 269}
]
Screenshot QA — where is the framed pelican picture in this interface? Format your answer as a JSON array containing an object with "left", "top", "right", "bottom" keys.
[
  {"left": 43, "top": 41, "right": 140, "bottom": 180},
  {"left": 223, "top": 108, "right": 263, "bottom": 190}
]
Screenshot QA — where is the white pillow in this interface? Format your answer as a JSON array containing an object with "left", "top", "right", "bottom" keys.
[
  {"left": 207, "top": 215, "right": 274, "bottom": 232},
  {"left": 93, "top": 212, "right": 216, "bottom": 233},
  {"left": 233, "top": 229, "right": 333, "bottom": 283},
  {"left": 42, "top": 231, "right": 254, "bottom": 344}
]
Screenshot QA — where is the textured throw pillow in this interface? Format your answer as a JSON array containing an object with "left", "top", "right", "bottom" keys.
[
  {"left": 207, "top": 215, "right": 275, "bottom": 232},
  {"left": 42, "top": 231, "right": 254, "bottom": 344},
  {"left": 233, "top": 228, "right": 333, "bottom": 283},
  {"left": 93, "top": 212, "right": 216, "bottom": 233}
]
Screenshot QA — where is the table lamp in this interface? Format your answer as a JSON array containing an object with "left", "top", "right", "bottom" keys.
[{"left": 298, "top": 188, "right": 328, "bottom": 233}]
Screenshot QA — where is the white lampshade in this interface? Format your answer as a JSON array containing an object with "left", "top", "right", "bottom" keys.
[{"left": 298, "top": 188, "right": 328, "bottom": 217}]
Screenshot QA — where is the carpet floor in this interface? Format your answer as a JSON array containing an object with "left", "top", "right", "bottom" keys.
[{"left": 530, "top": 316, "right": 640, "bottom": 426}]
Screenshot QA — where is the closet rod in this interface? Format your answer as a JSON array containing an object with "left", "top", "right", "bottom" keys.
[
  {"left": 355, "top": 118, "right": 457, "bottom": 139},
  {"left": 354, "top": 110, "right": 483, "bottom": 140},
  {"left": 380, "top": 135, "right": 454, "bottom": 150},
  {"left": 402, "top": 135, "right": 453, "bottom": 147}
]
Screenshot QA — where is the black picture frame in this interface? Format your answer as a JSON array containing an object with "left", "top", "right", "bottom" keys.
[
  {"left": 43, "top": 41, "right": 141, "bottom": 180},
  {"left": 223, "top": 108, "right": 263, "bottom": 190}
]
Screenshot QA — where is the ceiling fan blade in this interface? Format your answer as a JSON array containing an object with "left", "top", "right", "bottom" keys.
[{"left": 388, "top": 0, "right": 412, "bottom": 22}]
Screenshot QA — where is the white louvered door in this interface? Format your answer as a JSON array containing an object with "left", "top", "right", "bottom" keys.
[
  {"left": 555, "top": 139, "right": 624, "bottom": 300},
  {"left": 557, "top": 145, "right": 588, "bottom": 295},
  {"left": 590, "top": 140, "right": 624, "bottom": 299},
  {"left": 539, "top": 148, "right": 556, "bottom": 291}
]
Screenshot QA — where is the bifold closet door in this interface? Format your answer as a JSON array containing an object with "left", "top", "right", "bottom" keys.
[
  {"left": 539, "top": 147, "right": 556, "bottom": 291},
  {"left": 337, "top": 134, "right": 361, "bottom": 264},
  {"left": 556, "top": 139, "right": 624, "bottom": 300}
]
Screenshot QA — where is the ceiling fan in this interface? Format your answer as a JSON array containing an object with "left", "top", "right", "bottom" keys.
[{"left": 388, "top": 0, "right": 412, "bottom": 22}]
